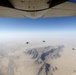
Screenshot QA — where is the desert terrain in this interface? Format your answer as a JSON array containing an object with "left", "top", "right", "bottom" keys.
[{"left": 0, "top": 38, "right": 76, "bottom": 75}]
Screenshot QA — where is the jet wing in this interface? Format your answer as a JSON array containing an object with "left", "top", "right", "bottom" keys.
[
  {"left": 0, "top": 6, "right": 25, "bottom": 18},
  {"left": 43, "top": 2, "right": 76, "bottom": 18}
]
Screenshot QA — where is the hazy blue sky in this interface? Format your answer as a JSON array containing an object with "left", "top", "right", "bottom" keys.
[
  {"left": 69, "top": 0, "right": 76, "bottom": 2},
  {"left": 0, "top": 16, "right": 76, "bottom": 40},
  {"left": 0, "top": 17, "right": 76, "bottom": 32}
]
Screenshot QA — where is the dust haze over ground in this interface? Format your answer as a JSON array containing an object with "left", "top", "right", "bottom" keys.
[{"left": 0, "top": 37, "right": 76, "bottom": 75}]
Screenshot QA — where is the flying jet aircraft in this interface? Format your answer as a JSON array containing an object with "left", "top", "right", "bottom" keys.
[
  {"left": 72, "top": 48, "right": 76, "bottom": 50},
  {"left": 43, "top": 41, "right": 46, "bottom": 42},
  {"left": 26, "top": 42, "right": 29, "bottom": 44},
  {"left": 0, "top": 0, "right": 76, "bottom": 18}
]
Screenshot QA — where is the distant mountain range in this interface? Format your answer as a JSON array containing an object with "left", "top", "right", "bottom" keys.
[{"left": 26, "top": 45, "right": 64, "bottom": 75}]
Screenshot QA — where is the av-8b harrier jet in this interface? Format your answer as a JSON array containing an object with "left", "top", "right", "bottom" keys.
[{"left": 0, "top": 0, "right": 76, "bottom": 18}]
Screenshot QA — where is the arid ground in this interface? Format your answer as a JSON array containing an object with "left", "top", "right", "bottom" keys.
[{"left": 0, "top": 38, "right": 76, "bottom": 75}]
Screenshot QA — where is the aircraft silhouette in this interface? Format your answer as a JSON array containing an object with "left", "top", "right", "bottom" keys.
[{"left": 0, "top": 0, "right": 76, "bottom": 18}]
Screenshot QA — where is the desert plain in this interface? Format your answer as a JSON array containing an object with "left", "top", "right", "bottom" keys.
[{"left": 0, "top": 38, "right": 76, "bottom": 75}]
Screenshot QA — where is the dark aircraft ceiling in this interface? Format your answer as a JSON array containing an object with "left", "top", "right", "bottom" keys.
[
  {"left": 0, "top": 0, "right": 13, "bottom": 8},
  {"left": 0, "top": 0, "right": 69, "bottom": 9}
]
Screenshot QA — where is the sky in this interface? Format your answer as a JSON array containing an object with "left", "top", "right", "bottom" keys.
[
  {"left": 69, "top": 0, "right": 76, "bottom": 2},
  {"left": 0, "top": 17, "right": 76, "bottom": 32},
  {"left": 0, "top": 16, "right": 76, "bottom": 41}
]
